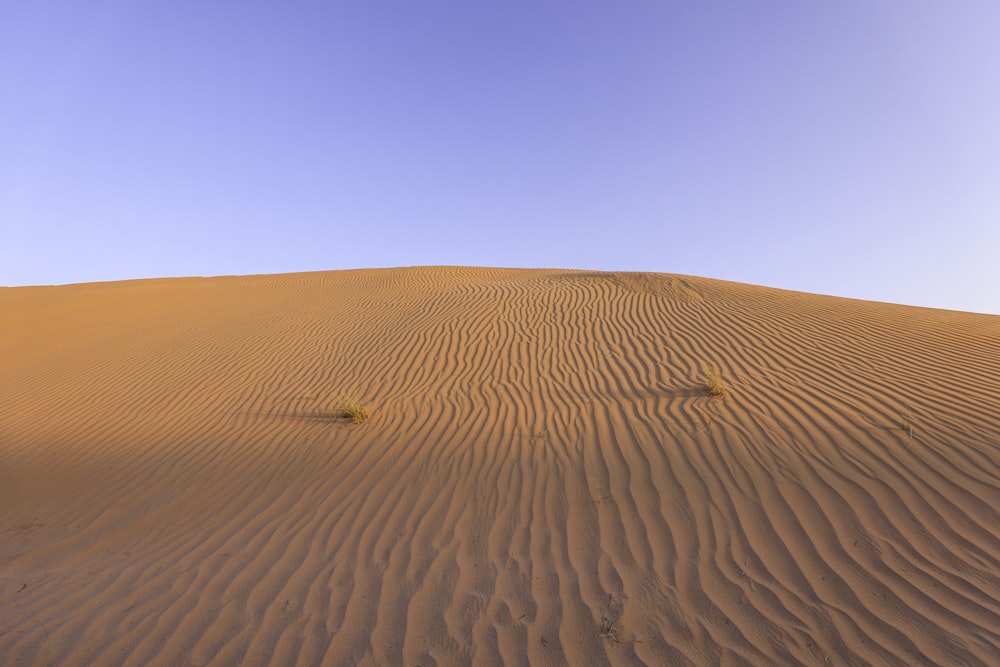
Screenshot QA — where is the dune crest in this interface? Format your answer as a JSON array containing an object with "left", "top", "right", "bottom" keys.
[{"left": 2, "top": 267, "right": 999, "bottom": 666}]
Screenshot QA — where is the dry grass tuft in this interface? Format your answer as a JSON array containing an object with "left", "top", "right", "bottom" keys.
[
  {"left": 703, "top": 365, "right": 728, "bottom": 398},
  {"left": 598, "top": 593, "right": 632, "bottom": 644},
  {"left": 899, "top": 410, "right": 914, "bottom": 443},
  {"left": 599, "top": 614, "right": 622, "bottom": 643},
  {"left": 331, "top": 397, "right": 369, "bottom": 424}
]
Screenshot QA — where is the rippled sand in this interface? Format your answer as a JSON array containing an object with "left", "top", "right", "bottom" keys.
[{"left": 3, "top": 267, "right": 999, "bottom": 666}]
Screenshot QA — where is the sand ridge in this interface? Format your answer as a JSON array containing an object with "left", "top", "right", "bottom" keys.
[{"left": 2, "top": 267, "right": 999, "bottom": 665}]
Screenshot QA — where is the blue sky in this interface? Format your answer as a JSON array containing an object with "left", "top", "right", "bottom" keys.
[{"left": 2, "top": 1, "right": 998, "bottom": 314}]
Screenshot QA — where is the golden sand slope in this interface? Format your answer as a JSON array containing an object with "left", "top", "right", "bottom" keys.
[{"left": 2, "top": 267, "right": 999, "bottom": 666}]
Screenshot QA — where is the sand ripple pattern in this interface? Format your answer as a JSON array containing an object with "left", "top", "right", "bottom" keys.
[{"left": 2, "top": 267, "right": 999, "bottom": 666}]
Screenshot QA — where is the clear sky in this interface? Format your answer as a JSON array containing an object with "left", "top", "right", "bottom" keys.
[{"left": 2, "top": 1, "right": 999, "bottom": 314}]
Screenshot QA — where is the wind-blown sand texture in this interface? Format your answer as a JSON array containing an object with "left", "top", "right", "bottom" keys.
[{"left": 2, "top": 267, "right": 999, "bottom": 666}]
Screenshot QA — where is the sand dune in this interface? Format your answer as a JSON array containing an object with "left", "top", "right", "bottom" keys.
[{"left": 2, "top": 267, "right": 999, "bottom": 666}]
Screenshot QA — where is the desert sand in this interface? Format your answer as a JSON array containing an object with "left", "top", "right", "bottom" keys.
[{"left": 2, "top": 266, "right": 998, "bottom": 666}]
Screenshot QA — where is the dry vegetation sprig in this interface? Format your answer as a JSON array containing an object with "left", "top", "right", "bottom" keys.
[
  {"left": 899, "top": 409, "right": 914, "bottom": 443},
  {"left": 331, "top": 397, "right": 369, "bottom": 424},
  {"left": 599, "top": 614, "right": 623, "bottom": 643},
  {"left": 598, "top": 594, "right": 638, "bottom": 645},
  {"left": 703, "top": 365, "right": 728, "bottom": 398},
  {"left": 860, "top": 406, "right": 916, "bottom": 445}
]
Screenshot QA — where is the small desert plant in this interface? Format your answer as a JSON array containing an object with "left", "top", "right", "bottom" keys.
[
  {"left": 599, "top": 614, "right": 622, "bottom": 643},
  {"left": 703, "top": 365, "right": 728, "bottom": 398},
  {"left": 899, "top": 410, "right": 914, "bottom": 442},
  {"left": 331, "top": 397, "right": 368, "bottom": 424},
  {"left": 598, "top": 594, "right": 627, "bottom": 644}
]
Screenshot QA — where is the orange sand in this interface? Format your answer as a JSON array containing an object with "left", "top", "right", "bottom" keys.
[{"left": 2, "top": 267, "right": 998, "bottom": 666}]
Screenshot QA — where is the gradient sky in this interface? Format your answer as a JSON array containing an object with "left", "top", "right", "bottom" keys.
[{"left": 2, "top": 1, "right": 999, "bottom": 313}]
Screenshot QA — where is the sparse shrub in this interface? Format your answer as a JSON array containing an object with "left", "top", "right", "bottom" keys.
[
  {"left": 899, "top": 410, "right": 914, "bottom": 442},
  {"left": 703, "top": 365, "right": 728, "bottom": 398},
  {"left": 331, "top": 397, "right": 368, "bottom": 424}
]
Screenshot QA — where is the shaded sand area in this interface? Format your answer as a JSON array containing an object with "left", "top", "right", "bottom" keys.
[{"left": 2, "top": 267, "right": 999, "bottom": 666}]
